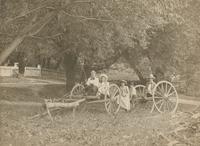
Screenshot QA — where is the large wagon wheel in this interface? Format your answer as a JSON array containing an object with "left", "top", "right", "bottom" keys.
[
  {"left": 152, "top": 81, "right": 178, "bottom": 113},
  {"left": 70, "top": 84, "right": 85, "bottom": 99},
  {"left": 105, "top": 84, "right": 121, "bottom": 115},
  {"left": 135, "top": 85, "right": 146, "bottom": 99}
]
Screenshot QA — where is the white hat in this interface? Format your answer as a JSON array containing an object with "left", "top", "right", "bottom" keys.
[
  {"left": 149, "top": 74, "right": 155, "bottom": 79},
  {"left": 121, "top": 80, "right": 127, "bottom": 84},
  {"left": 100, "top": 74, "right": 108, "bottom": 79},
  {"left": 91, "top": 70, "right": 96, "bottom": 74}
]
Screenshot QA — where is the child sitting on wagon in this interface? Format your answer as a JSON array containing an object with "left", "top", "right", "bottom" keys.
[
  {"left": 85, "top": 70, "right": 99, "bottom": 95},
  {"left": 96, "top": 74, "right": 109, "bottom": 98},
  {"left": 146, "top": 74, "right": 156, "bottom": 97}
]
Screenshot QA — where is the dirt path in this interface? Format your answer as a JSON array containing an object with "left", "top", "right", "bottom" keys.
[
  {"left": 179, "top": 98, "right": 200, "bottom": 106},
  {"left": 0, "top": 77, "right": 65, "bottom": 88}
]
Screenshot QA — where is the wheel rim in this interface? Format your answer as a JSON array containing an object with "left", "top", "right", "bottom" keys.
[
  {"left": 135, "top": 85, "right": 146, "bottom": 98},
  {"left": 105, "top": 84, "right": 121, "bottom": 115},
  {"left": 70, "top": 84, "right": 85, "bottom": 99},
  {"left": 153, "top": 81, "right": 178, "bottom": 113}
]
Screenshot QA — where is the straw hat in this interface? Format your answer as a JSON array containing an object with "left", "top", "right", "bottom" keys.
[
  {"left": 149, "top": 74, "right": 155, "bottom": 79},
  {"left": 100, "top": 74, "right": 108, "bottom": 79},
  {"left": 121, "top": 80, "right": 127, "bottom": 84},
  {"left": 91, "top": 70, "right": 96, "bottom": 74}
]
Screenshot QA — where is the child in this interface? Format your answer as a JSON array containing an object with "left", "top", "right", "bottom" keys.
[
  {"left": 85, "top": 70, "right": 99, "bottom": 95},
  {"left": 96, "top": 74, "right": 109, "bottom": 98},
  {"left": 129, "top": 81, "right": 137, "bottom": 109},
  {"left": 146, "top": 74, "right": 156, "bottom": 97},
  {"left": 119, "top": 80, "right": 130, "bottom": 111}
]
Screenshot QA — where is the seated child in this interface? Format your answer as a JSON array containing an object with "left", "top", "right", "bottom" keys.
[
  {"left": 146, "top": 74, "right": 156, "bottom": 97},
  {"left": 96, "top": 74, "right": 109, "bottom": 98},
  {"left": 85, "top": 70, "right": 99, "bottom": 95}
]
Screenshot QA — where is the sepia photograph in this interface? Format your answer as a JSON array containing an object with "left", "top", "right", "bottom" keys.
[{"left": 0, "top": 0, "right": 200, "bottom": 145}]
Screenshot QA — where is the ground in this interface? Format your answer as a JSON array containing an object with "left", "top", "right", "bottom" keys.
[{"left": 0, "top": 77, "right": 199, "bottom": 146}]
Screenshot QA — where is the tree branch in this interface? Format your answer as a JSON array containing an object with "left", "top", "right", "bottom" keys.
[
  {"left": 61, "top": 10, "right": 113, "bottom": 22},
  {"left": 28, "top": 12, "right": 56, "bottom": 36},
  {"left": 0, "top": 32, "right": 15, "bottom": 37},
  {"left": 5, "top": 6, "right": 55, "bottom": 24},
  {"left": 85, "top": 50, "right": 123, "bottom": 71},
  {"left": 0, "top": 12, "right": 55, "bottom": 65},
  {"left": 74, "top": 0, "right": 93, "bottom": 3},
  {"left": 29, "top": 33, "right": 63, "bottom": 39}
]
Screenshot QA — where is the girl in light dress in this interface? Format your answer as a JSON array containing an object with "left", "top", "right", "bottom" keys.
[
  {"left": 130, "top": 81, "right": 137, "bottom": 109},
  {"left": 119, "top": 80, "right": 130, "bottom": 111}
]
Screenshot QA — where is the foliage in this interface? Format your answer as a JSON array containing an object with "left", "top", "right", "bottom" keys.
[{"left": 0, "top": 0, "right": 200, "bottom": 91}]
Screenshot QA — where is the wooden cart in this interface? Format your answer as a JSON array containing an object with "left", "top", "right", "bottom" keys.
[
  {"left": 44, "top": 83, "right": 121, "bottom": 120},
  {"left": 70, "top": 83, "right": 121, "bottom": 115},
  {"left": 134, "top": 80, "right": 179, "bottom": 113}
]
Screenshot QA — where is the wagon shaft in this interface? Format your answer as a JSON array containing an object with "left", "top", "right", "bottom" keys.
[
  {"left": 46, "top": 102, "right": 79, "bottom": 108},
  {"left": 45, "top": 98, "right": 86, "bottom": 108}
]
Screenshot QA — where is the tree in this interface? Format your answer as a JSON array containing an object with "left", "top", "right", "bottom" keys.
[{"left": 1, "top": 0, "right": 199, "bottom": 91}]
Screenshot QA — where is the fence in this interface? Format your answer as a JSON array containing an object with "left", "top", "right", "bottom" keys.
[
  {"left": 41, "top": 68, "right": 66, "bottom": 81},
  {"left": 0, "top": 66, "right": 19, "bottom": 77},
  {"left": 24, "top": 67, "right": 41, "bottom": 77}
]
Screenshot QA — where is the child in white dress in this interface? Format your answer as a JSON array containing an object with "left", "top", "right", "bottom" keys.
[
  {"left": 96, "top": 74, "right": 109, "bottom": 98},
  {"left": 119, "top": 80, "right": 130, "bottom": 111}
]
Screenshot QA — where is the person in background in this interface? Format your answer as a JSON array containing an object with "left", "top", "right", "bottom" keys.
[
  {"left": 96, "top": 74, "right": 109, "bottom": 98},
  {"left": 170, "top": 72, "right": 176, "bottom": 82},
  {"left": 129, "top": 81, "right": 137, "bottom": 109},
  {"left": 85, "top": 70, "right": 99, "bottom": 95},
  {"left": 146, "top": 74, "right": 156, "bottom": 97},
  {"left": 119, "top": 80, "right": 130, "bottom": 111}
]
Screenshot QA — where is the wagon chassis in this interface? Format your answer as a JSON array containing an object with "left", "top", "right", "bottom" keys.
[
  {"left": 44, "top": 83, "right": 121, "bottom": 120},
  {"left": 44, "top": 80, "right": 179, "bottom": 121},
  {"left": 134, "top": 80, "right": 179, "bottom": 113}
]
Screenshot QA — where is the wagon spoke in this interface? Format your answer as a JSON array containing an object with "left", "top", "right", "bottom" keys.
[
  {"left": 166, "top": 86, "right": 172, "bottom": 96},
  {"left": 155, "top": 99, "right": 163, "bottom": 105},
  {"left": 165, "top": 83, "right": 168, "bottom": 94},
  {"left": 158, "top": 100, "right": 165, "bottom": 111},
  {"left": 155, "top": 91, "right": 164, "bottom": 98},
  {"left": 161, "top": 83, "right": 164, "bottom": 94},
  {"left": 106, "top": 101, "right": 110, "bottom": 109},
  {"left": 110, "top": 88, "right": 117, "bottom": 97},
  {"left": 167, "top": 91, "right": 176, "bottom": 98},
  {"left": 113, "top": 88, "right": 119, "bottom": 97},
  {"left": 157, "top": 85, "right": 164, "bottom": 95}
]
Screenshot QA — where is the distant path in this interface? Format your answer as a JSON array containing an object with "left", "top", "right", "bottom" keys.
[
  {"left": 179, "top": 99, "right": 200, "bottom": 106},
  {"left": 0, "top": 77, "right": 65, "bottom": 87}
]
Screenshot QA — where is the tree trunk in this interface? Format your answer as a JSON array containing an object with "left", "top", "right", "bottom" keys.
[
  {"left": 64, "top": 52, "right": 77, "bottom": 91},
  {"left": 0, "top": 36, "right": 25, "bottom": 65},
  {"left": 123, "top": 50, "right": 145, "bottom": 82}
]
